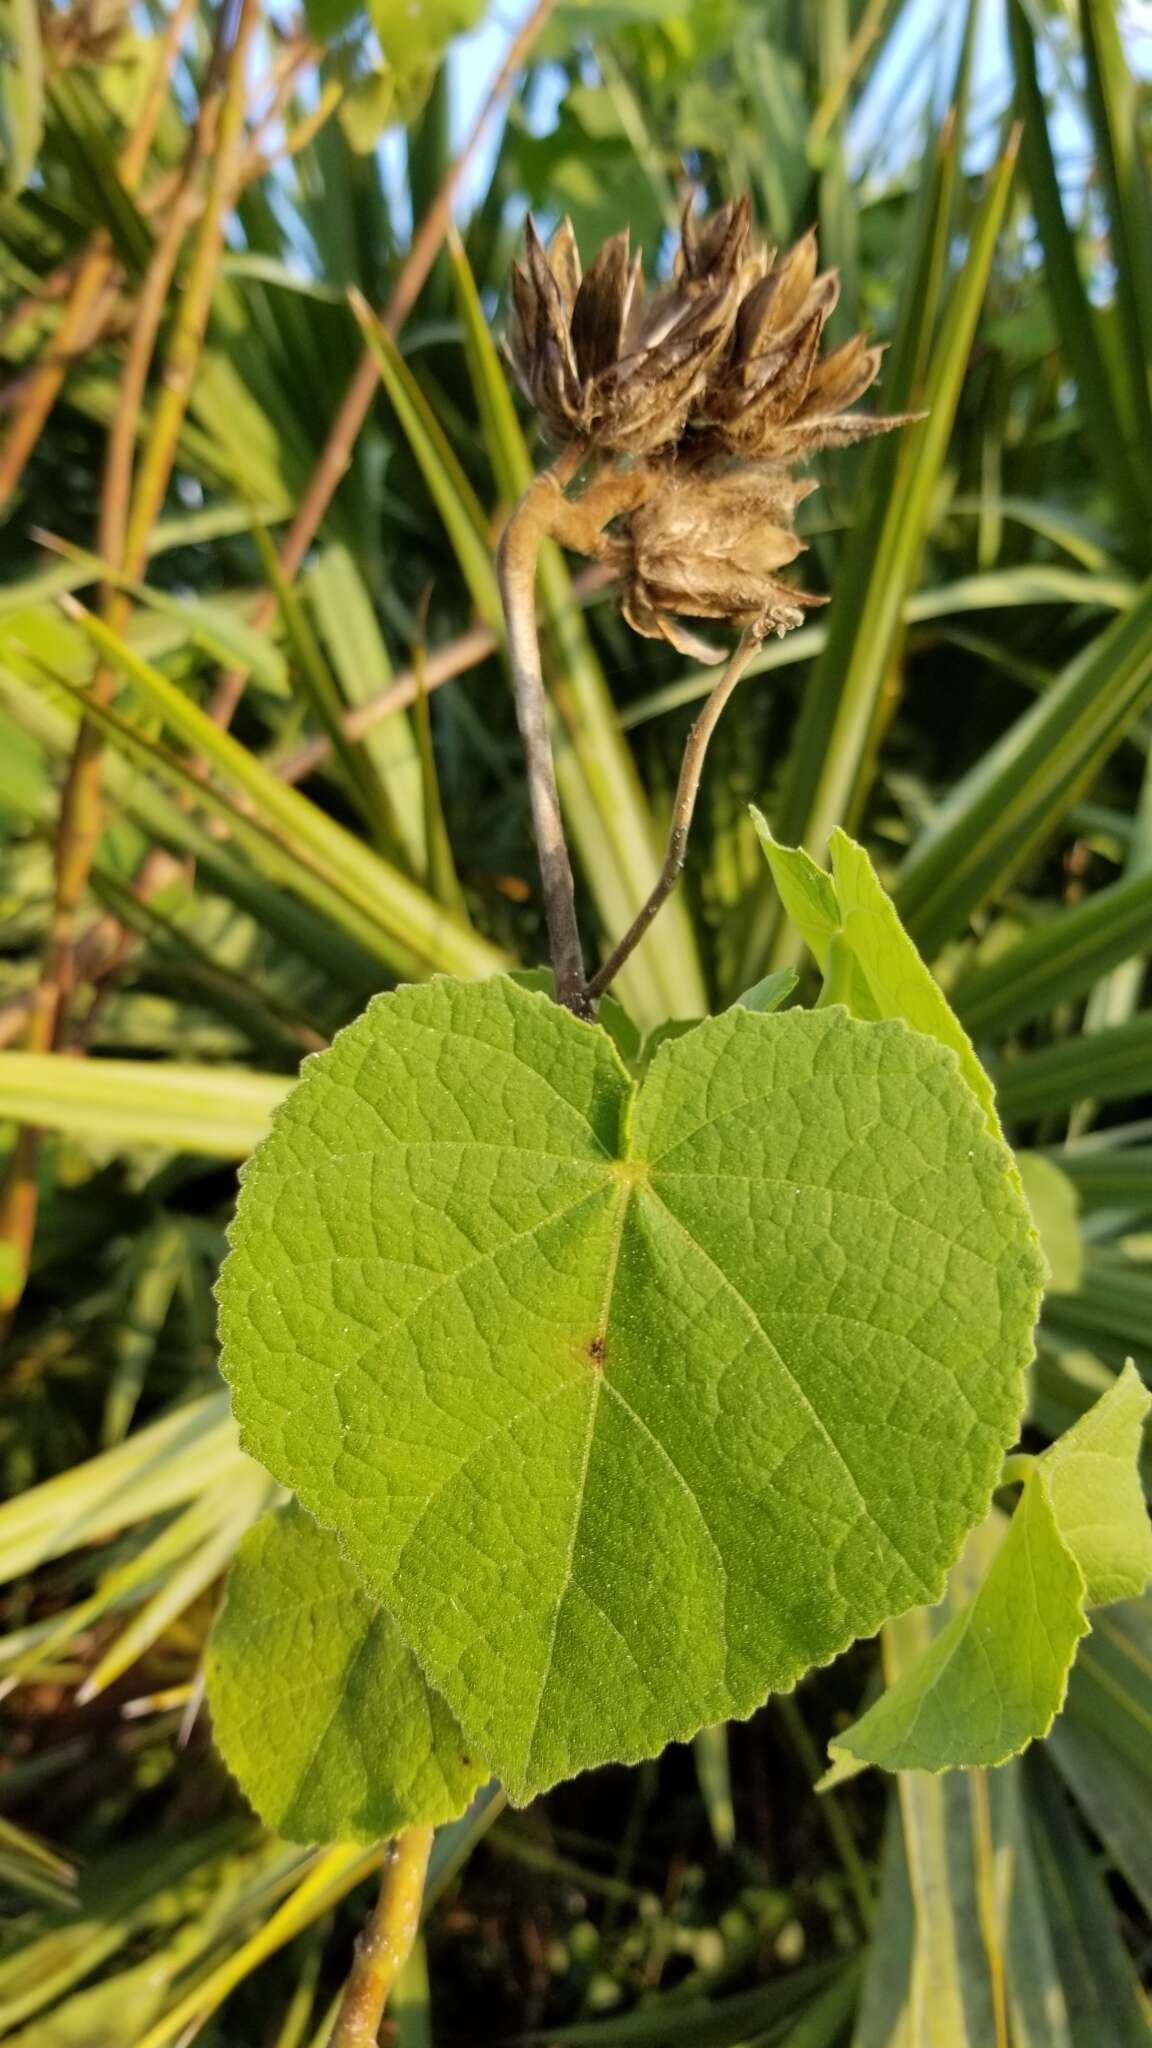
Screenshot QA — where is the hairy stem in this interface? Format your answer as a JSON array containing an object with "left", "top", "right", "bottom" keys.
[
  {"left": 329, "top": 1828, "right": 434, "bottom": 2048},
  {"left": 587, "top": 623, "right": 763, "bottom": 1001},
  {"left": 497, "top": 455, "right": 591, "bottom": 1016}
]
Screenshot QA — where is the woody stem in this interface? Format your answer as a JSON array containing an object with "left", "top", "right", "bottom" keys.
[
  {"left": 497, "top": 449, "right": 591, "bottom": 1017},
  {"left": 587, "top": 622, "right": 763, "bottom": 1002}
]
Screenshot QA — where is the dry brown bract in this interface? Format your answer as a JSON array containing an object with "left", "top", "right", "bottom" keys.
[
  {"left": 505, "top": 198, "right": 920, "bottom": 648},
  {"left": 506, "top": 202, "right": 753, "bottom": 457},
  {"left": 612, "top": 470, "right": 826, "bottom": 661},
  {"left": 691, "top": 228, "right": 914, "bottom": 462}
]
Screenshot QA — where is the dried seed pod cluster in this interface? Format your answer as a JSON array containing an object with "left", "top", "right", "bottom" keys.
[{"left": 505, "top": 197, "right": 915, "bottom": 653}]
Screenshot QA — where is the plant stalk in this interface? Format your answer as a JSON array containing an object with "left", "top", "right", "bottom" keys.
[
  {"left": 329, "top": 1827, "right": 434, "bottom": 2048},
  {"left": 587, "top": 623, "right": 763, "bottom": 1001},
  {"left": 497, "top": 457, "right": 591, "bottom": 1016}
]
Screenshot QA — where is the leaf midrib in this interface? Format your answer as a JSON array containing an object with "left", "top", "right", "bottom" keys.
[
  {"left": 641, "top": 1186, "right": 937, "bottom": 1603},
  {"left": 522, "top": 1166, "right": 635, "bottom": 1786}
]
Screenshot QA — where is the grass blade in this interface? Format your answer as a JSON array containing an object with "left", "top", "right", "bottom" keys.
[
  {"left": 30, "top": 615, "right": 508, "bottom": 981},
  {"left": 896, "top": 579, "right": 1152, "bottom": 952},
  {"left": 78, "top": 1464, "right": 271, "bottom": 1700},
  {"left": 1053, "top": 1146, "right": 1152, "bottom": 1214},
  {"left": 996, "top": 1015, "right": 1152, "bottom": 1122},
  {"left": 0, "top": 664, "right": 384, "bottom": 991},
  {"left": 1006, "top": 0, "right": 1150, "bottom": 547},
  {"left": 776, "top": 132, "right": 1018, "bottom": 897},
  {"left": 0, "top": 1392, "right": 238, "bottom": 1585},
  {"left": 306, "top": 543, "right": 427, "bottom": 876},
  {"left": 0, "top": 1049, "right": 289, "bottom": 1154},
  {"left": 351, "top": 294, "right": 502, "bottom": 631},
  {"left": 0, "top": 0, "right": 43, "bottom": 197},
  {"left": 953, "top": 870, "right": 1152, "bottom": 1038},
  {"left": 1023, "top": 1749, "right": 1151, "bottom": 2046},
  {"left": 248, "top": 515, "right": 394, "bottom": 843},
  {"left": 1076, "top": 0, "right": 1152, "bottom": 462}
]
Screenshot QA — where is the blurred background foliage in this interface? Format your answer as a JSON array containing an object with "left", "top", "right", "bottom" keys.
[{"left": 1, "top": 0, "right": 1151, "bottom": 2040}]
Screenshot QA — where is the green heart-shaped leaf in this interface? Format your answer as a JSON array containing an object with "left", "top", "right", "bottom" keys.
[
  {"left": 207, "top": 1499, "right": 485, "bottom": 1843},
  {"left": 219, "top": 976, "right": 1043, "bottom": 1801}
]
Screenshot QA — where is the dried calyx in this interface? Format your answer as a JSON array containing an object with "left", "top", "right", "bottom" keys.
[{"left": 505, "top": 197, "right": 917, "bottom": 653}]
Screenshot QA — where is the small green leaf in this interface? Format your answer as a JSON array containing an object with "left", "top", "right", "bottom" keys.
[
  {"left": 1041, "top": 1363, "right": 1152, "bottom": 1607},
  {"left": 827, "top": 1365, "right": 1152, "bottom": 1776},
  {"left": 371, "top": 0, "right": 482, "bottom": 78},
  {"left": 1016, "top": 1153, "right": 1083, "bottom": 1294},
  {"left": 207, "top": 1501, "right": 486, "bottom": 1846},
  {"left": 220, "top": 975, "right": 1043, "bottom": 1803},
  {"left": 751, "top": 815, "right": 999, "bottom": 1131},
  {"left": 748, "top": 816, "right": 840, "bottom": 960},
  {"left": 338, "top": 66, "right": 396, "bottom": 152},
  {"left": 733, "top": 969, "right": 797, "bottom": 1014}
]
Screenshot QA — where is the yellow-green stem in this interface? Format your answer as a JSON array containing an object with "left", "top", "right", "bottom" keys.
[{"left": 329, "top": 1828, "right": 435, "bottom": 2048}]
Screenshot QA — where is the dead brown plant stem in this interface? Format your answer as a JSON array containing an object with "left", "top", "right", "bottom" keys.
[
  {"left": 0, "top": 269, "right": 108, "bottom": 510},
  {"left": 587, "top": 624, "right": 763, "bottom": 1000},
  {"left": 208, "top": 0, "right": 555, "bottom": 729},
  {"left": 328, "top": 1828, "right": 433, "bottom": 2048},
  {"left": 100, "top": 23, "right": 231, "bottom": 587},
  {"left": 0, "top": 0, "right": 197, "bottom": 507},
  {"left": 498, "top": 457, "right": 590, "bottom": 1015}
]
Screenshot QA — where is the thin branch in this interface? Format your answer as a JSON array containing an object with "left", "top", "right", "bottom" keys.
[
  {"left": 497, "top": 456, "right": 590, "bottom": 1015},
  {"left": 328, "top": 1828, "right": 434, "bottom": 2048},
  {"left": 587, "top": 623, "right": 765, "bottom": 1002}
]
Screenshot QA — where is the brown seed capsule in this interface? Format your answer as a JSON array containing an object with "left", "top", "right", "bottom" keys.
[
  {"left": 612, "top": 469, "right": 827, "bottom": 659},
  {"left": 690, "top": 229, "right": 915, "bottom": 462},
  {"left": 503, "top": 200, "right": 923, "bottom": 658},
  {"left": 505, "top": 205, "right": 752, "bottom": 457}
]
